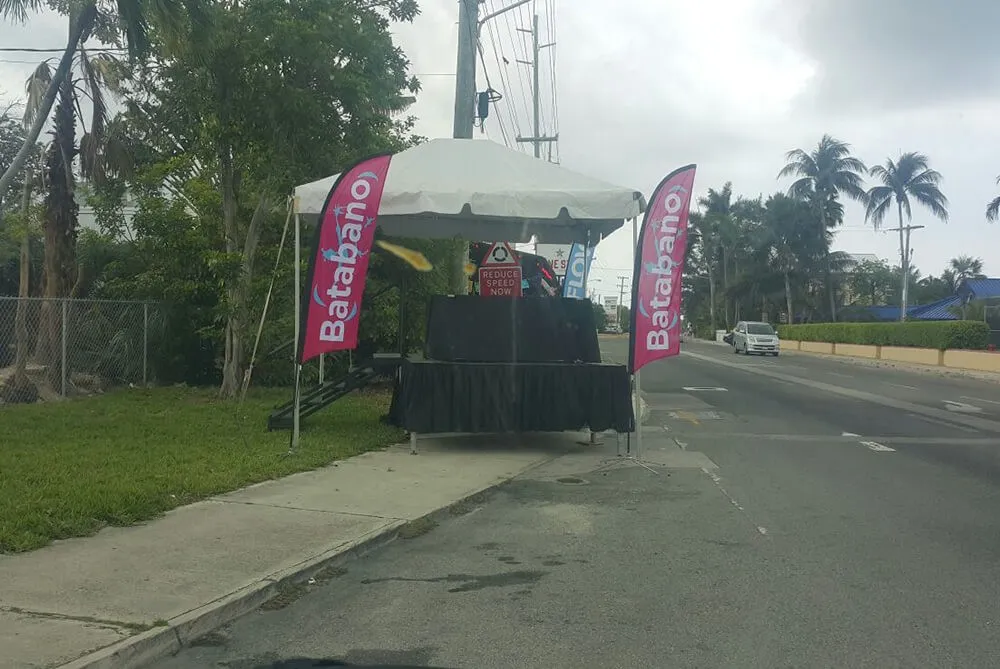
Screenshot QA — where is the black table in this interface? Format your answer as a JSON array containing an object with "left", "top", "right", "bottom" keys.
[{"left": 387, "top": 359, "right": 635, "bottom": 441}]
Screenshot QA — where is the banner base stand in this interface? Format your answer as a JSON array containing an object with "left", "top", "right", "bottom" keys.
[{"left": 615, "top": 432, "right": 660, "bottom": 474}]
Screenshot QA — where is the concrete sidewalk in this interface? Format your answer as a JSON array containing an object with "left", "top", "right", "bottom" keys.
[{"left": 1, "top": 435, "right": 577, "bottom": 669}]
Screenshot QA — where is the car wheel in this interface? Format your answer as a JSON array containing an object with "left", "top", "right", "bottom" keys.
[{"left": 773, "top": 352, "right": 779, "bottom": 357}]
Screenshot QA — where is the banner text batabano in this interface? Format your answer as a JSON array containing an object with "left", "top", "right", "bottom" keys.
[
  {"left": 629, "top": 164, "right": 696, "bottom": 373},
  {"left": 299, "top": 153, "right": 392, "bottom": 362}
]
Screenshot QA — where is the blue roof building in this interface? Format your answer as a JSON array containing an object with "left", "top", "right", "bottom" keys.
[{"left": 854, "top": 278, "right": 999, "bottom": 322}]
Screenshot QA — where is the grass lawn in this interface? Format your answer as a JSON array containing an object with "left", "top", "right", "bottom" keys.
[{"left": 0, "top": 386, "right": 404, "bottom": 553}]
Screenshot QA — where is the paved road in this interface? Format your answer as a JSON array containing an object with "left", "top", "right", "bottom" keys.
[{"left": 153, "top": 342, "right": 1000, "bottom": 668}]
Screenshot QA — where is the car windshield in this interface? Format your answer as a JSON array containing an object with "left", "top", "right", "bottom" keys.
[{"left": 747, "top": 323, "right": 774, "bottom": 335}]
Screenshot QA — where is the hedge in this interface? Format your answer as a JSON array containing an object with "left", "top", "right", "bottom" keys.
[{"left": 777, "top": 321, "right": 990, "bottom": 351}]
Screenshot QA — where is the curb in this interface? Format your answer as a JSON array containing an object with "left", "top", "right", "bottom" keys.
[{"left": 58, "top": 458, "right": 553, "bottom": 669}]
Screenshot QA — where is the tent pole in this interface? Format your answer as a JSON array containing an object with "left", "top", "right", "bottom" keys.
[
  {"left": 632, "top": 216, "right": 642, "bottom": 462},
  {"left": 293, "top": 208, "right": 301, "bottom": 452}
]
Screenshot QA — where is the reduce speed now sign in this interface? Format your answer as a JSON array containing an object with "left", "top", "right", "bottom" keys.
[{"left": 478, "top": 242, "right": 523, "bottom": 297}]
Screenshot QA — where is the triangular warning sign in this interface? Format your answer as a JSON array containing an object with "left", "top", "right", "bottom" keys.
[{"left": 481, "top": 241, "right": 519, "bottom": 266}]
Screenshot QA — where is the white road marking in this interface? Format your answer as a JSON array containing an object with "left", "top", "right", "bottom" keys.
[
  {"left": 961, "top": 396, "right": 1000, "bottom": 406},
  {"left": 887, "top": 383, "right": 919, "bottom": 390},
  {"left": 943, "top": 400, "right": 984, "bottom": 414},
  {"left": 861, "top": 441, "right": 895, "bottom": 452},
  {"left": 907, "top": 413, "right": 980, "bottom": 434},
  {"left": 842, "top": 431, "right": 860, "bottom": 437},
  {"left": 682, "top": 386, "right": 728, "bottom": 392},
  {"left": 828, "top": 371, "right": 853, "bottom": 378},
  {"left": 702, "top": 468, "right": 743, "bottom": 511}
]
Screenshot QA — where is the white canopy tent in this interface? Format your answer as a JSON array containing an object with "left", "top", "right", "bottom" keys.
[
  {"left": 284, "top": 138, "right": 646, "bottom": 449},
  {"left": 293, "top": 138, "right": 646, "bottom": 243}
]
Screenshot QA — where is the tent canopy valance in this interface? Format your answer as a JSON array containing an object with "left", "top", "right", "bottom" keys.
[{"left": 293, "top": 138, "right": 646, "bottom": 244}]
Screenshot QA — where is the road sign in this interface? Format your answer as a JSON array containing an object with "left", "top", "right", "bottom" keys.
[{"left": 479, "top": 242, "right": 522, "bottom": 297}]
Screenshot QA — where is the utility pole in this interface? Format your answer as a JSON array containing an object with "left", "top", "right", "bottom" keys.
[
  {"left": 885, "top": 224, "right": 925, "bottom": 321},
  {"left": 453, "top": 0, "right": 479, "bottom": 140},
  {"left": 452, "top": 0, "right": 532, "bottom": 293},
  {"left": 515, "top": 14, "right": 557, "bottom": 159},
  {"left": 617, "top": 275, "right": 628, "bottom": 327}
]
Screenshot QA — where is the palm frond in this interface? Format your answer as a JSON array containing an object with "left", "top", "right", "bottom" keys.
[
  {"left": 865, "top": 185, "right": 894, "bottom": 228},
  {"left": 22, "top": 60, "right": 53, "bottom": 129},
  {"left": 986, "top": 196, "right": 1000, "bottom": 223},
  {"left": 908, "top": 181, "right": 949, "bottom": 221},
  {"left": 786, "top": 177, "right": 814, "bottom": 201},
  {"left": 0, "top": 0, "right": 43, "bottom": 22}
]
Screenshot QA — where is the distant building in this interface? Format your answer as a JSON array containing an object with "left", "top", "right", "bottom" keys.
[{"left": 75, "top": 186, "right": 140, "bottom": 235}]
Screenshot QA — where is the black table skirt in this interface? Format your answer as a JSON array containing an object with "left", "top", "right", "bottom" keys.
[{"left": 387, "top": 360, "right": 635, "bottom": 434}]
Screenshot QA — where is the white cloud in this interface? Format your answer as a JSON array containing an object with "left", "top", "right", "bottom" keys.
[{"left": 3, "top": 0, "right": 998, "bottom": 306}]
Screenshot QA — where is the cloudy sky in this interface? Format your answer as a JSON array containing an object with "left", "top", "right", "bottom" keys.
[{"left": 3, "top": 0, "right": 999, "bottom": 305}]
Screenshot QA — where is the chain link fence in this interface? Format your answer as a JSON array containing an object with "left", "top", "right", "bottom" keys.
[{"left": 0, "top": 297, "right": 152, "bottom": 399}]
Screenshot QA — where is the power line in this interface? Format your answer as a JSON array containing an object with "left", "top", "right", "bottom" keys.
[{"left": 0, "top": 46, "right": 126, "bottom": 52}]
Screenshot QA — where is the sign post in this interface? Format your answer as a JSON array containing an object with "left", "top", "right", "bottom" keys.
[{"left": 478, "top": 242, "right": 523, "bottom": 297}]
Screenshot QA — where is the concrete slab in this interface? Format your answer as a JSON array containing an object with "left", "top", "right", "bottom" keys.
[
  {"left": 218, "top": 441, "right": 556, "bottom": 519},
  {"left": 0, "top": 500, "right": 392, "bottom": 624},
  {"left": 0, "top": 610, "right": 130, "bottom": 669}
]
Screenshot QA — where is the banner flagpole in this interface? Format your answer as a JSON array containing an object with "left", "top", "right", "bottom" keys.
[
  {"left": 632, "top": 215, "right": 642, "bottom": 462},
  {"left": 629, "top": 165, "right": 698, "bottom": 468},
  {"left": 292, "top": 202, "right": 302, "bottom": 454}
]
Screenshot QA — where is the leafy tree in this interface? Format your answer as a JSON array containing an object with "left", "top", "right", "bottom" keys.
[
  {"left": 864, "top": 152, "right": 949, "bottom": 320},
  {"left": 591, "top": 300, "right": 607, "bottom": 332},
  {"left": 116, "top": 0, "right": 423, "bottom": 396},
  {"left": 778, "top": 134, "right": 867, "bottom": 321},
  {"left": 846, "top": 258, "right": 895, "bottom": 306}
]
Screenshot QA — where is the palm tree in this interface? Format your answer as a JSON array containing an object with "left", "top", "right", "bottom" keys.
[
  {"left": 778, "top": 134, "right": 867, "bottom": 322},
  {"left": 23, "top": 48, "right": 130, "bottom": 389},
  {"left": 698, "top": 183, "right": 736, "bottom": 327},
  {"left": 689, "top": 212, "right": 718, "bottom": 333},
  {"left": 943, "top": 255, "right": 985, "bottom": 294},
  {"left": 0, "top": 0, "right": 205, "bottom": 217},
  {"left": 865, "top": 152, "right": 949, "bottom": 320},
  {"left": 760, "top": 193, "right": 816, "bottom": 323}
]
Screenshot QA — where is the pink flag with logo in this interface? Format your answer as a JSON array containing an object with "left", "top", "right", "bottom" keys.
[
  {"left": 299, "top": 153, "right": 393, "bottom": 363},
  {"left": 629, "top": 164, "right": 697, "bottom": 373}
]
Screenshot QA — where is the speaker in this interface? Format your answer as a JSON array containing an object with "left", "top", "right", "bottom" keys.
[{"left": 424, "top": 296, "right": 601, "bottom": 363}]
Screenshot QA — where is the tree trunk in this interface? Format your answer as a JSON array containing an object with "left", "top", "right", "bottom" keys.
[
  {"left": 722, "top": 248, "right": 730, "bottom": 328},
  {"left": 2, "top": 166, "right": 40, "bottom": 403},
  {"left": 784, "top": 270, "right": 793, "bottom": 326},
  {"left": 0, "top": 4, "right": 95, "bottom": 224},
  {"left": 452, "top": 239, "right": 469, "bottom": 295},
  {"left": 817, "top": 205, "right": 837, "bottom": 322},
  {"left": 37, "top": 74, "right": 79, "bottom": 393},
  {"left": 218, "top": 145, "right": 242, "bottom": 399}
]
